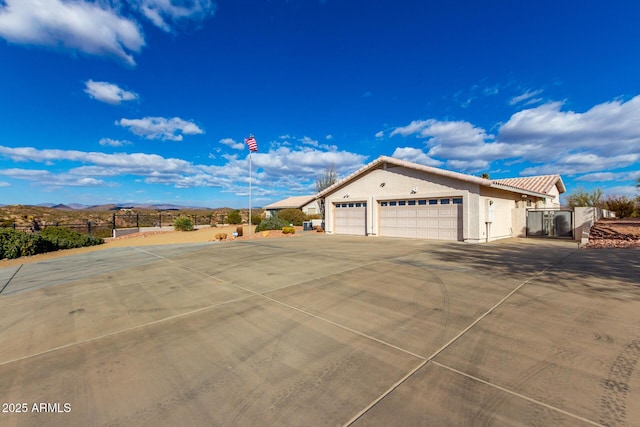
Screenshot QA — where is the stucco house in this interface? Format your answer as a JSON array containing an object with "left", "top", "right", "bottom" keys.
[
  {"left": 263, "top": 195, "right": 321, "bottom": 218},
  {"left": 316, "top": 156, "right": 566, "bottom": 243}
]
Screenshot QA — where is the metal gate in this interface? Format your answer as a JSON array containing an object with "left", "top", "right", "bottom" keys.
[{"left": 526, "top": 210, "right": 573, "bottom": 238}]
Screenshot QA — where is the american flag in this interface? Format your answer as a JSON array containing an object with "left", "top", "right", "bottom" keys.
[{"left": 245, "top": 136, "right": 258, "bottom": 152}]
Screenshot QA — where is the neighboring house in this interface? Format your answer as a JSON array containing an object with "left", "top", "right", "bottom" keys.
[
  {"left": 316, "top": 156, "right": 566, "bottom": 243},
  {"left": 263, "top": 195, "right": 320, "bottom": 218}
]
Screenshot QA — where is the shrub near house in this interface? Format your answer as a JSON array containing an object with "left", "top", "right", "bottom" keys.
[{"left": 277, "top": 208, "right": 307, "bottom": 226}]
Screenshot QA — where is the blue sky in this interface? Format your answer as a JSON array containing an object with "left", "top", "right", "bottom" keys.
[{"left": 1, "top": 0, "right": 639, "bottom": 208}]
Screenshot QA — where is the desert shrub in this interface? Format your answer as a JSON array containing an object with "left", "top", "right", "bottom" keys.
[
  {"left": 605, "top": 195, "right": 636, "bottom": 218},
  {"left": 227, "top": 210, "right": 242, "bottom": 224},
  {"left": 282, "top": 226, "right": 295, "bottom": 234},
  {"left": 236, "top": 226, "right": 243, "bottom": 237},
  {"left": 251, "top": 213, "right": 262, "bottom": 225},
  {"left": 0, "top": 229, "right": 53, "bottom": 259},
  {"left": 173, "top": 216, "right": 194, "bottom": 231},
  {"left": 277, "top": 208, "right": 307, "bottom": 226},
  {"left": 40, "top": 227, "right": 104, "bottom": 249},
  {"left": 255, "top": 215, "right": 289, "bottom": 232}
]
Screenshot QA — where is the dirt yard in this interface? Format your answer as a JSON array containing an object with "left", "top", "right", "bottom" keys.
[
  {"left": 586, "top": 218, "right": 640, "bottom": 248},
  {"left": 0, "top": 225, "right": 323, "bottom": 268}
]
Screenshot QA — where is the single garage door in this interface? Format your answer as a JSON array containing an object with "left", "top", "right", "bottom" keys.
[
  {"left": 334, "top": 202, "right": 366, "bottom": 235},
  {"left": 379, "top": 197, "right": 463, "bottom": 240}
]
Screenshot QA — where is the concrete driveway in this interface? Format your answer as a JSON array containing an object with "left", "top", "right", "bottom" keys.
[{"left": 0, "top": 235, "right": 638, "bottom": 426}]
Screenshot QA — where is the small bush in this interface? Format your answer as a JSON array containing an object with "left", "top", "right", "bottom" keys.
[
  {"left": 236, "top": 226, "right": 243, "bottom": 237},
  {"left": 282, "top": 226, "right": 295, "bottom": 234},
  {"left": 277, "top": 208, "right": 307, "bottom": 226},
  {"left": 251, "top": 214, "right": 262, "bottom": 225},
  {"left": 173, "top": 216, "right": 194, "bottom": 231},
  {"left": 255, "top": 215, "right": 289, "bottom": 232},
  {"left": 227, "top": 210, "right": 242, "bottom": 225}
]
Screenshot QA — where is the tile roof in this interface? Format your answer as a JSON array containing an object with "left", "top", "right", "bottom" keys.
[
  {"left": 263, "top": 195, "right": 316, "bottom": 210},
  {"left": 492, "top": 175, "right": 566, "bottom": 195}
]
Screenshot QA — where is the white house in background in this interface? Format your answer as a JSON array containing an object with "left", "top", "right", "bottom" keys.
[
  {"left": 263, "top": 195, "right": 321, "bottom": 218},
  {"left": 316, "top": 156, "right": 566, "bottom": 243}
]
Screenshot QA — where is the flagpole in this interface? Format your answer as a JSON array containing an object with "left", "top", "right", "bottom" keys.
[{"left": 249, "top": 150, "right": 252, "bottom": 235}]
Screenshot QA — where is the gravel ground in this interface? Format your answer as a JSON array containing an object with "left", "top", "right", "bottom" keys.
[{"left": 586, "top": 218, "right": 640, "bottom": 249}]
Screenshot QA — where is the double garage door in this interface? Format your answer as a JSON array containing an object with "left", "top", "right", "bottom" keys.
[
  {"left": 334, "top": 197, "right": 463, "bottom": 241},
  {"left": 379, "top": 198, "right": 462, "bottom": 240}
]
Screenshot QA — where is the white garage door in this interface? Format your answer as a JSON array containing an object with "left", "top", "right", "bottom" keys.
[
  {"left": 379, "top": 198, "right": 463, "bottom": 240},
  {"left": 334, "top": 202, "right": 366, "bottom": 235}
]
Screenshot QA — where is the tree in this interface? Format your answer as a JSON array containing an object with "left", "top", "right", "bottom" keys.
[
  {"left": 605, "top": 195, "right": 635, "bottom": 218},
  {"left": 480, "top": 172, "right": 490, "bottom": 179},
  {"left": 315, "top": 165, "right": 338, "bottom": 222},
  {"left": 565, "top": 187, "right": 604, "bottom": 208},
  {"left": 227, "top": 210, "right": 242, "bottom": 224}
]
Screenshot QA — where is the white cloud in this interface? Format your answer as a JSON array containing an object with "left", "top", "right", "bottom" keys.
[
  {"left": 390, "top": 120, "right": 431, "bottom": 137},
  {"left": 0, "top": 144, "right": 368, "bottom": 196},
  {"left": 0, "top": 168, "right": 106, "bottom": 187},
  {"left": 299, "top": 136, "right": 319, "bottom": 147},
  {"left": 325, "top": 134, "right": 333, "bottom": 140},
  {"left": 117, "top": 116, "right": 204, "bottom": 141},
  {"left": 499, "top": 96, "right": 640, "bottom": 160},
  {"left": 375, "top": 130, "right": 384, "bottom": 139},
  {"left": 0, "top": 0, "right": 145, "bottom": 65},
  {"left": 219, "top": 137, "right": 244, "bottom": 150},
  {"left": 0, "top": 181, "right": 9, "bottom": 187},
  {"left": 132, "top": 0, "right": 216, "bottom": 32},
  {"left": 389, "top": 94, "right": 640, "bottom": 176},
  {"left": 391, "top": 147, "right": 442, "bottom": 167},
  {"left": 509, "top": 89, "right": 544, "bottom": 106},
  {"left": 577, "top": 170, "right": 640, "bottom": 182},
  {"left": 85, "top": 80, "right": 139, "bottom": 105},
  {"left": 99, "top": 138, "right": 132, "bottom": 147}
]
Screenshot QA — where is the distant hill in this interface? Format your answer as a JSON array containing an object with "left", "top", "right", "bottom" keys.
[{"left": 52, "top": 204, "right": 74, "bottom": 210}]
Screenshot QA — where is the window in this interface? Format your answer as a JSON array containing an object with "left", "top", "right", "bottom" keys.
[
  {"left": 429, "top": 199, "right": 438, "bottom": 205},
  {"left": 399, "top": 200, "right": 406, "bottom": 206},
  {"left": 355, "top": 203, "right": 362, "bottom": 207},
  {"left": 348, "top": 203, "right": 354, "bottom": 207},
  {"left": 390, "top": 201, "right": 397, "bottom": 206},
  {"left": 408, "top": 200, "right": 416, "bottom": 206},
  {"left": 381, "top": 201, "right": 388, "bottom": 207},
  {"left": 440, "top": 199, "right": 450, "bottom": 204},
  {"left": 363, "top": 202, "right": 367, "bottom": 207},
  {"left": 336, "top": 204, "right": 341, "bottom": 208},
  {"left": 453, "top": 198, "right": 463, "bottom": 204},
  {"left": 341, "top": 203, "right": 347, "bottom": 208},
  {"left": 418, "top": 200, "right": 427, "bottom": 205}
]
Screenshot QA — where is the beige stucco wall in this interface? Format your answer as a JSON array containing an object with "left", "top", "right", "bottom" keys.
[
  {"left": 323, "top": 165, "right": 530, "bottom": 242},
  {"left": 301, "top": 200, "right": 320, "bottom": 216},
  {"left": 478, "top": 187, "right": 522, "bottom": 241}
]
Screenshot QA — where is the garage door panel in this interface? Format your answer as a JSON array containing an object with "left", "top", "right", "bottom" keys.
[
  {"left": 334, "top": 204, "right": 366, "bottom": 235},
  {"left": 379, "top": 198, "right": 462, "bottom": 241}
]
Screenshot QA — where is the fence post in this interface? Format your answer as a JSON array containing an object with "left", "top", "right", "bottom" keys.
[
  {"left": 87, "top": 221, "right": 92, "bottom": 236},
  {"left": 12, "top": 222, "right": 16, "bottom": 230},
  {"left": 136, "top": 213, "right": 139, "bottom": 229},
  {"left": 112, "top": 213, "right": 116, "bottom": 231},
  {"left": 159, "top": 213, "right": 162, "bottom": 228}
]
